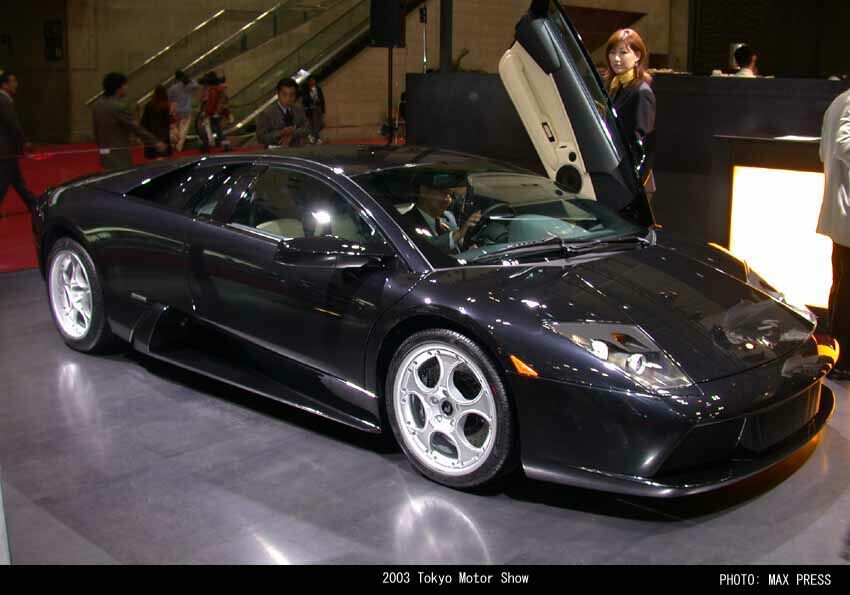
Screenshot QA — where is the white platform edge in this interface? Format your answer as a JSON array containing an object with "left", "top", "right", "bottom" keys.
[{"left": 0, "top": 472, "right": 9, "bottom": 565}]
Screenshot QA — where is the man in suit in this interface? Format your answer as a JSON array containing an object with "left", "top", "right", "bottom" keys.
[
  {"left": 403, "top": 174, "right": 482, "bottom": 254},
  {"left": 819, "top": 88, "right": 850, "bottom": 380},
  {"left": 0, "top": 70, "right": 36, "bottom": 215},
  {"left": 92, "top": 72, "right": 165, "bottom": 171},
  {"left": 256, "top": 78, "right": 310, "bottom": 148}
]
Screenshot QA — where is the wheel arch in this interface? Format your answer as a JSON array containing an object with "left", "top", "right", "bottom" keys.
[
  {"left": 371, "top": 311, "right": 511, "bottom": 410},
  {"left": 41, "top": 220, "right": 89, "bottom": 278},
  {"left": 373, "top": 310, "right": 524, "bottom": 485}
]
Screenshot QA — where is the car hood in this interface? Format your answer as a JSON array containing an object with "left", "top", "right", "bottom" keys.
[
  {"left": 420, "top": 244, "right": 814, "bottom": 385},
  {"left": 527, "top": 245, "right": 815, "bottom": 383}
]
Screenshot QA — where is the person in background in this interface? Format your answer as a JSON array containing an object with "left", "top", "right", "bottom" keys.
[
  {"left": 734, "top": 45, "right": 758, "bottom": 78},
  {"left": 605, "top": 28, "right": 656, "bottom": 200},
  {"left": 256, "top": 78, "right": 310, "bottom": 148},
  {"left": 818, "top": 87, "right": 850, "bottom": 381},
  {"left": 199, "top": 72, "right": 231, "bottom": 153},
  {"left": 92, "top": 72, "right": 165, "bottom": 171},
  {"left": 0, "top": 70, "right": 36, "bottom": 216},
  {"left": 168, "top": 70, "right": 199, "bottom": 152},
  {"left": 141, "top": 85, "right": 173, "bottom": 160},
  {"left": 301, "top": 76, "right": 326, "bottom": 144},
  {"left": 398, "top": 90, "right": 407, "bottom": 123}
]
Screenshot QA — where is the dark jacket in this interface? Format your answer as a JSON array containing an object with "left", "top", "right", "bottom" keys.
[
  {"left": 255, "top": 102, "right": 310, "bottom": 148},
  {"left": 402, "top": 206, "right": 462, "bottom": 253},
  {"left": 302, "top": 85, "right": 326, "bottom": 115},
  {"left": 92, "top": 96, "right": 160, "bottom": 170},
  {"left": 611, "top": 80, "right": 656, "bottom": 185},
  {"left": 140, "top": 101, "right": 173, "bottom": 159},
  {"left": 0, "top": 91, "right": 26, "bottom": 161}
]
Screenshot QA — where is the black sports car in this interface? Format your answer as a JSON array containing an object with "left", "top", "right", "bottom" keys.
[{"left": 33, "top": 1, "right": 837, "bottom": 497}]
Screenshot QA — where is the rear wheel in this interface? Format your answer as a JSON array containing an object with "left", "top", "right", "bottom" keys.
[
  {"left": 47, "top": 238, "right": 114, "bottom": 353},
  {"left": 386, "top": 329, "right": 517, "bottom": 489}
]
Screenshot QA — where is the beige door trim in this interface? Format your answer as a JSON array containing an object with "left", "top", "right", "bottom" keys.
[{"left": 499, "top": 43, "right": 596, "bottom": 199}]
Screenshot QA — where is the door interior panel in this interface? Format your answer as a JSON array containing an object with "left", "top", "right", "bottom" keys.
[
  {"left": 499, "top": 1, "right": 654, "bottom": 227},
  {"left": 499, "top": 43, "right": 596, "bottom": 199}
]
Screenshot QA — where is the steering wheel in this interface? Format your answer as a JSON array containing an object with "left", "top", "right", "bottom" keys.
[{"left": 468, "top": 202, "right": 516, "bottom": 246}]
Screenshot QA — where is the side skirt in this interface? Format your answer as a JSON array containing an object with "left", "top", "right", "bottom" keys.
[{"left": 130, "top": 304, "right": 382, "bottom": 434}]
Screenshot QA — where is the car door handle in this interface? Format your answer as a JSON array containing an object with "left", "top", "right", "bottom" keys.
[{"left": 542, "top": 122, "right": 556, "bottom": 142}]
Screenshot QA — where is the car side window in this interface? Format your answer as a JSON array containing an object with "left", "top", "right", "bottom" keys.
[
  {"left": 189, "top": 165, "right": 256, "bottom": 219},
  {"left": 128, "top": 162, "right": 245, "bottom": 212},
  {"left": 231, "top": 167, "right": 384, "bottom": 247}
]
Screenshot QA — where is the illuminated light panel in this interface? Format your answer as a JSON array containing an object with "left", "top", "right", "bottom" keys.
[{"left": 729, "top": 166, "right": 832, "bottom": 308}]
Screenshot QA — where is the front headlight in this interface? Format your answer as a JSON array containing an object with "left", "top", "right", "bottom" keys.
[{"left": 552, "top": 322, "right": 693, "bottom": 392}]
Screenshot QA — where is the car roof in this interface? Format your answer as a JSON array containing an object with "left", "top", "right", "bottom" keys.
[
  {"left": 87, "top": 145, "right": 536, "bottom": 196},
  {"left": 203, "top": 145, "right": 531, "bottom": 177}
]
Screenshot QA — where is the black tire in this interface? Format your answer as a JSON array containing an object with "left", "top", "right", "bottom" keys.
[
  {"left": 46, "top": 237, "right": 115, "bottom": 353},
  {"left": 385, "top": 329, "right": 517, "bottom": 489}
]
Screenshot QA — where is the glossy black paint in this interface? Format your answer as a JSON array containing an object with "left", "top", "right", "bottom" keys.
[{"left": 34, "top": 146, "right": 836, "bottom": 497}]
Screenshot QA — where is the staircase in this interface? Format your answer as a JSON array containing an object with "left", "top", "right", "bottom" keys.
[
  {"left": 224, "top": 0, "right": 424, "bottom": 138},
  {"left": 83, "top": 0, "right": 334, "bottom": 110},
  {"left": 83, "top": 0, "right": 423, "bottom": 145}
]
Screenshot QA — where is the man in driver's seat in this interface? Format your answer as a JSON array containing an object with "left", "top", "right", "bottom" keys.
[{"left": 404, "top": 174, "right": 482, "bottom": 254}]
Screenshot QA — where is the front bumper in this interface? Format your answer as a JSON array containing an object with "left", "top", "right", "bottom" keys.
[
  {"left": 522, "top": 385, "right": 834, "bottom": 498},
  {"left": 510, "top": 336, "right": 837, "bottom": 497}
]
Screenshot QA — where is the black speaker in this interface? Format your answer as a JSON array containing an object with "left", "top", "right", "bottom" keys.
[{"left": 370, "top": 0, "right": 406, "bottom": 48}]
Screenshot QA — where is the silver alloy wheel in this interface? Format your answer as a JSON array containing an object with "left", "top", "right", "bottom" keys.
[
  {"left": 49, "top": 250, "right": 93, "bottom": 340},
  {"left": 393, "top": 342, "right": 497, "bottom": 476}
]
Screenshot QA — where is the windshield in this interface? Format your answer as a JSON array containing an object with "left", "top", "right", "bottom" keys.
[{"left": 355, "top": 162, "right": 646, "bottom": 268}]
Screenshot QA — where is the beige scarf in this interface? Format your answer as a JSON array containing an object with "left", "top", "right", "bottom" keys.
[{"left": 609, "top": 69, "right": 637, "bottom": 96}]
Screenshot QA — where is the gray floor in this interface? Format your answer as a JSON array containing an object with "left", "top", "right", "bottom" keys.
[{"left": 1, "top": 269, "right": 849, "bottom": 565}]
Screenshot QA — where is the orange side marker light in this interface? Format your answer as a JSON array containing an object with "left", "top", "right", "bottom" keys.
[{"left": 510, "top": 355, "right": 539, "bottom": 378}]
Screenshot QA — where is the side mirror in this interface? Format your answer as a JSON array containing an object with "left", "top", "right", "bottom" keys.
[{"left": 275, "top": 236, "right": 394, "bottom": 270}]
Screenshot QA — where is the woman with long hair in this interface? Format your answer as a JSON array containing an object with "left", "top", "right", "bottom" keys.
[
  {"left": 605, "top": 28, "right": 656, "bottom": 197},
  {"left": 141, "top": 84, "right": 173, "bottom": 159}
]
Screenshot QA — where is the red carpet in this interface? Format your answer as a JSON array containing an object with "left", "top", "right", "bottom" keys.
[{"left": 1, "top": 138, "right": 390, "bottom": 273}]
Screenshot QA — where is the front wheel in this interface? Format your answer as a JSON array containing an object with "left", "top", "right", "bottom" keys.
[
  {"left": 386, "top": 329, "right": 517, "bottom": 489},
  {"left": 47, "top": 237, "right": 115, "bottom": 353}
]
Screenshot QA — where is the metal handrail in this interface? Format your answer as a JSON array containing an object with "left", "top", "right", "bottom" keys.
[
  {"left": 134, "top": 1, "right": 293, "bottom": 108},
  {"left": 225, "top": 0, "right": 369, "bottom": 133},
  {"left": 134, "top": 0, "right": 344, "bottom": 108},
  {"left": 84, "top": 8, "right": 230, "bottom": 106},
  {"left": 227, "top": 20, "right": 369, "bottom": 135},
  {"left": 225, "top": 0, "right": 363, "bottom": 108}
]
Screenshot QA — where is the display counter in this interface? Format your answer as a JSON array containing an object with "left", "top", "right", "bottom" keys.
[{"left": 650, "top": 75, "right": 847, "bottom": 246}]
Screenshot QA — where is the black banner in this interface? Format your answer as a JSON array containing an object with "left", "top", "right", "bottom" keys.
[{"left": 2, "top": 565, "right": 848, "bottom": 589}]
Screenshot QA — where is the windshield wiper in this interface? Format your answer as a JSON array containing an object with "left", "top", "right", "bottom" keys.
[
  {"left": 471, "top": 231, "right": 654, "bottom": 264},
  {"left": 561, "top": 233, "right": 653, "bottom": 255},
  {"left": 471, "top": 236, "right": 567, "bottom": 263}
]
